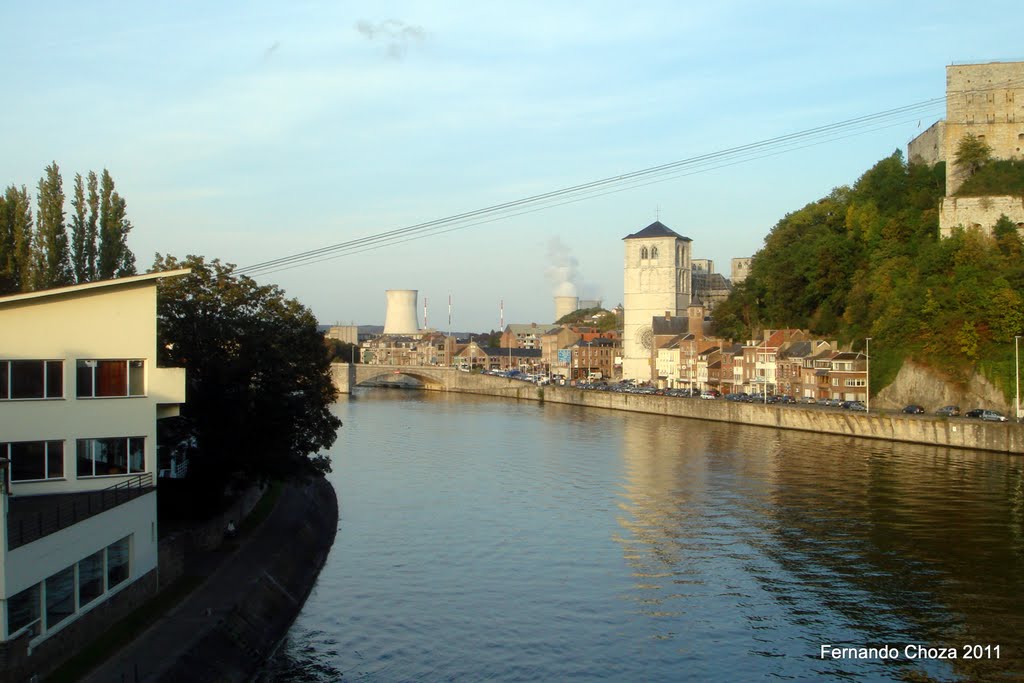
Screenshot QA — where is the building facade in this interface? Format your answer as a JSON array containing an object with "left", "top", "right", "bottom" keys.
[
  {"left": 622, "top": 221, "right": 692, "bottom": 382},
  {"left": 0, "top": 271, "right": 187, "bottom": 666}
]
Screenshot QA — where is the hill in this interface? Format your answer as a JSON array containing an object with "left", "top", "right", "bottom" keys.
[{"left": 712, "top": 151, "right": 1024, "bottom": 401}]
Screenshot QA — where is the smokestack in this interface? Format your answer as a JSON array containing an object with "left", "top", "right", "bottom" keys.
[
  {"left": 554, "top": 295, "right": 579, "bottom": 322},
  {"left": 383, "top": 290, "right": 419, "bottom": 335}
]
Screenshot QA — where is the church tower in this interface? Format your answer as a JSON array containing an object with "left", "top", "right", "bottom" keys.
[{"left": 622, "top": 221, "right": 692, "bottom": 381}]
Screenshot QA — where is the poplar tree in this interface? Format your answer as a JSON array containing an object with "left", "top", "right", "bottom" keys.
[
  {"left": 97, "top": 169, "right": 136, "bottom": 279},
  {"left": 32, "top": 162, "right": 74, "bottom": 289},
  {"left": 70, "top": 173, "right": 89, "bottom": 282},
  {"left": 0, "top": 185, "right": 35, "bottom": 294}
]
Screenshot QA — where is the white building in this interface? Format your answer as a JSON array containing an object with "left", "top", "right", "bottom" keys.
[
  {"left": 0, "top": 270, "right": 187, "bottom": 663},
  {"left": 622, "top": 221, "right": 692, "bottom": 381}
]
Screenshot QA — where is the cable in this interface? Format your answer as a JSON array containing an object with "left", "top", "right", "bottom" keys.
[{"left": 236, "top": 90, "right": 973, "bottom": 277}]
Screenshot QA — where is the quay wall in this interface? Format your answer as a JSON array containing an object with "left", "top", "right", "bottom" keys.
[{"left": 442, "top": 379, "right": 1024, "bottom": 455}]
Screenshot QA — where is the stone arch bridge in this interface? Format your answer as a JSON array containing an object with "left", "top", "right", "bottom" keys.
[{"left": 332, "top": 363, "right": 544, "bottom": 399}]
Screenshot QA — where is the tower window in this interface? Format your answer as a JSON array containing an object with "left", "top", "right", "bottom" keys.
[
  {"left": 651, "top": 246, "right": 659, "bottom": 259},
  {"left": 640, "top": 246, "right": 648, "bottom": 260}
]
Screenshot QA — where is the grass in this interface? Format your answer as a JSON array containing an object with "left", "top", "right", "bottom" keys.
[
  {"left": 45, "top": 575, "right": 204, "bottom": 683},
  {"left": 239, "top": 479, "right": 283, "bottom": 535}
]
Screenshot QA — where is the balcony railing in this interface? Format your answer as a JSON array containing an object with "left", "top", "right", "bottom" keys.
[{"left": 7, "top": 473, "right": 154, "bottom": 550}]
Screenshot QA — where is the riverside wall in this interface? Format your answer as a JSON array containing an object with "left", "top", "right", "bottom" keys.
[{"left": 436, "top": 380, "right": 1024, "bottom": 455}]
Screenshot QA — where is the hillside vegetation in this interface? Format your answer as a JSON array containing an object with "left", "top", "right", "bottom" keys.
[{"left": 713, "top": 151, "right": 1024, "bottom": 398}]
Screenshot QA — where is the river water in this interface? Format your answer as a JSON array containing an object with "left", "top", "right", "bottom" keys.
[{"left": 268, "top": 390, "right": 1024, "bottom": 682}]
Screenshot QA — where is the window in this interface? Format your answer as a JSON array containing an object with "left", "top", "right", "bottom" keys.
[
  {"left": 845, "top": 379, "right": 867, "bottom": 387},
  {"left": 78, "top": 551, "right": 105, "bottom": 606},
  {"left": 0, "top": 360, "right": 63, "bottom": 400},
  {"left": 107, "top": 537, "right": 130, "bottom": 589},
  {"left": 4, "top": 441, "right": 64, "bottom": 481},
  {"left": 7, "top": 584, "right": 41, "bottom": 637},
  {"left": 76, "top": 360, "right": 144, "bottom": 398},
  {"left": 640, "top": 246, "right": 649, "bottom": 260},
  {"left": 76, "top": 437, "right": 145, "bottom": 477},
  {"left": 45, "top": 566, "right": 75, "bottom": 630},
  {"left": 651, "top": 246, "right": 659, "bottom": 259}
]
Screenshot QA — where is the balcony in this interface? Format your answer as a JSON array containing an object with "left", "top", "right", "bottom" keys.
[{"left": 6, "top": 473, "right": 154, "bottom": 550}]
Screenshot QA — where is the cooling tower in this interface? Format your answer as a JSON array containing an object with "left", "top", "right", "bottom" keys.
[
  {"left": 384, "top": 290, "right": 419, "bottom": 335},
  {"left": 554, "top": 295, "right": 579, "bottom": 322}
]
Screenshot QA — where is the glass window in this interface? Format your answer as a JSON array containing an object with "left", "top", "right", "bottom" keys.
[
  {"left": 78, "top": 551, "right": 105, "bottom": 606},
  {"left": 7, "top": 584, "right": 41, "bottom": 637},
  {"left": 1, "top": 360, "right": 63, "bottom": 399},
  {"left": 45, "top": 566, "right": 75, "bottom": 630},
  {"left": 77, "top": 437, "right": 146, "bottom": 477},
  {"left": 107, "top": 537, "right": 130, "bottom": 589},
  {"left": 46, "top": 361, "right": 63, "bottom": 398},
  {"left": 7, "top": 441, "right": 64, "bottom": 482},
  {"left": 77, "top": 360, "right": 145, "bottom": 398},
  {"left": 128, "top": 360, "right": 144, "bottom": 396},
  {"left": 10, "top": 360, "right": 44, "bottom": 399}
]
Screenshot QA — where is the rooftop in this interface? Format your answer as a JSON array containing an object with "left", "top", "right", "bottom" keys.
[{"left": 623, "top": 221, "right": 692, "bottom": 241}]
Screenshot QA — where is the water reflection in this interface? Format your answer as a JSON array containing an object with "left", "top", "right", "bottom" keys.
[
  {"left": 615, "top": 415, "right": 1024, "bottom": 681},
  {"left": 271, "top": 392, "right": 1024, "bottom": 682}
]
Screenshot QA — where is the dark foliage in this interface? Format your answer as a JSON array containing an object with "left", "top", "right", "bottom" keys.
[
  {"left": 153, "top": 254, "right": 341, "bottom": 493},
  {"left": 713, "top": 151, "right": 1024, "bottom": 396}
]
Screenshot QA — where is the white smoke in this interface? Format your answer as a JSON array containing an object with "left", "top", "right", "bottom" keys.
[{"left": 545, "top": 238, "right": 578, "bottom": 298}]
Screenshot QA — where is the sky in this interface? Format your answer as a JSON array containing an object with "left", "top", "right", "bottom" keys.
[{"left": 2, "top": 2, "right": 1021, "bottom": 331}]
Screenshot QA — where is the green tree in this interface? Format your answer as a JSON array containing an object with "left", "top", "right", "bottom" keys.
[
  {"left": 98, "top": 170, "right": 136, "bottom": 279},
  {"left": 954, "top": 133, "right": 993, "bottom": 179},
  {"left": 32, "top": 162, "right": 73, "bottom": 289},
  {"left": 152, "top": 254, "right": 341, "bottom": 493},
  {"left": 326, "top": 338, "right": 361, "bottom": 363},
  {"left": 0, "top": 185, "right": 35, "bottom": 294}
]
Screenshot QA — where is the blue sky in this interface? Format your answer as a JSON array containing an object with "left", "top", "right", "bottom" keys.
[{"left": 2, "top": 2, "right": 1020, "bottom": 330}]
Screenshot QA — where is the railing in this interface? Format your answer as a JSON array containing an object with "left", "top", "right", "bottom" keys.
[{"left": 7, "top": 473, "right": 154, "bottom": 550}]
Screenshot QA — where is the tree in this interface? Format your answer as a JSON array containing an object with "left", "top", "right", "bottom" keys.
[
  {"left": 0, "top": 185, "right": 34, "bottom": 294},
  {"left": 32, "top": 162, "right": 73, "bottom": 289},
  {"left": 98, "top": 170, "right": 136, "bottom": 279},
  {"left": 152, "top": 254, "right": 341, "bottom": 493},
  {"left": 954, "top": 133, "right": 993, "bottom": 179}
]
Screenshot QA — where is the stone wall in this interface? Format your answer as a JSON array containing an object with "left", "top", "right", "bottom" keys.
[
  {"left": 158, "top": 477, "right": 338, "bottom": 682},
  {"left": 436, "top": 380, "right": 1024, "bottom": 454},
  {"left": 939, "top": 195, "right": 1024, "bottom": 237},
  {"left": 908, "top": 120, "right": 945, "bottom": 166},
  {"left": 944, "top": 62, "right": 1024, "bottom": 193}
]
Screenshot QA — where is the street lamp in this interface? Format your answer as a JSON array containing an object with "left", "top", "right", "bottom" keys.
[
  {"left": 865, "top": 337, "right": 872, "bottom": 414},
  {"left": 1015, "top": 335, "right": 1021, "bottom": 421}
]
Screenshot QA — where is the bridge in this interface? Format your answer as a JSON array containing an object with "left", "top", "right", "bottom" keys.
[{"left": 331, "top": 363, "right": 545, "bottom": 399}]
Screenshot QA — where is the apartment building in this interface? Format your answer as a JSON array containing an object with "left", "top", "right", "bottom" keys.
[{"left": 0, "top": 271, "right": 187, "bottom": 673}]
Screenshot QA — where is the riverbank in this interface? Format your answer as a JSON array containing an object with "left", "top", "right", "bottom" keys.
[
  {"left": 442, "top": 380, "right": 1024, "bottom": 454},
  {"left": 76, "top": 476, "right": 338, "bottom": 683}
]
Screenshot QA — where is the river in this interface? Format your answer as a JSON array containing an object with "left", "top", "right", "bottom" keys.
[{"left": 268, "top": 389, "right": 1024, "bottom": 682}]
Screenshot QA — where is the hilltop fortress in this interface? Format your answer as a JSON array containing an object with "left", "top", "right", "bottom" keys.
[{"left": 908, "top": 61, "right": 1024, "bottom": 237}]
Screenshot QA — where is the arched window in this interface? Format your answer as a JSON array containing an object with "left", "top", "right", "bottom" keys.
[
  {"left": 651, "top": 246, "right": 659, "bottom": 259},
  {"left": 640, "top": 246, "right": 649, "bottom": 260}
]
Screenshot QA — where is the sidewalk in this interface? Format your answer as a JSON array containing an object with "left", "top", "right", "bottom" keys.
[{"left": 79, "top": 480, "right": 322, "bottom": 683}]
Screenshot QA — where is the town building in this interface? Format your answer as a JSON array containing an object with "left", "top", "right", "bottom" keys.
[
  {"left": 730, "top": 258, "right": 753, "bottom": 285},
  {"left": 0, "top": 270, "right": 188, "bottom": 674},
  {"left": 622, "top": 221, "right": 692, "bottom": 382}
]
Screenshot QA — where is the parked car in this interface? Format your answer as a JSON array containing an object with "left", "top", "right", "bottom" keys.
[
  {"left": 965, "top": 409, "right": 985, "bottom": 419},
  {"left": 846, "top": 401, "right": 867, "bottom": 411},
  {"left": 935, "top": 405, "right": 960, "bottom": 417},
  {"left": 700, "top": 390, "right": 721, "bottom": 400},
  {"left": 800, "top": 396, "right": 817, "bottom": 404},
  {"left": 902, "top": 404, "right": 925, "bottom": 414},
  {"left": 980, "top": 409, "right": 1008, "bottom": 422}
]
